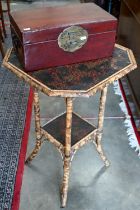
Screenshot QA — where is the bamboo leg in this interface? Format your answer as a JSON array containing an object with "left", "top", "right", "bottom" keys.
[
  {"left": 25, "top": 90, "right": 43, "bottom": 164},
  {"left": 94, "top": 86, "right": 110, "bottom": 167},
  {"left": 61, "top": 98, "right": 73, "bottom": 208}
]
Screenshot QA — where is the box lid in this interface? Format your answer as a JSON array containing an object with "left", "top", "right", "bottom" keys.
[{"left": 10, "top": 3, "right": 117, "bottom": 45}]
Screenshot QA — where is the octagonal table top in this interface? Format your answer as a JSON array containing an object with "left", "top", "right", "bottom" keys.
[{"left": 3, "top": 44, "right": 137, "bottom": 97}]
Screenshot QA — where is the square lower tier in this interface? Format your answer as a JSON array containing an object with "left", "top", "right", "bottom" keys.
[{"left": 42, "top": 112, "right": 97, "bottom": 146}]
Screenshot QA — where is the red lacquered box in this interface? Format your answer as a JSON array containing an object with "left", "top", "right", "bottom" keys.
[{"left": 10, "top": 3, "right": 117, "bottom": 72}]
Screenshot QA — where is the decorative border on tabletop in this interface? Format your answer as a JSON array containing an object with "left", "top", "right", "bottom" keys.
[{"left": 3, "top": 44, "right": 137, "bottom": 98}]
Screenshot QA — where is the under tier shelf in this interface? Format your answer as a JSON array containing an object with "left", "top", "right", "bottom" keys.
[{"left": 42, "top": 112, "right": 97, "bottom": 147}]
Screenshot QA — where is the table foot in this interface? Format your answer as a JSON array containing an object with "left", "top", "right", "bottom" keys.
[
  {"left": 93, "top": 141, "right": 110, "bottom": 167},
  {"left": 96, "top": 146, "right": 110, "bottom": 167},
  {"left": 61, "top": 157, "right": 70, "bottom": 208},
  {"left": 25, "top": 140, "right": 43, "bottom": 164}
]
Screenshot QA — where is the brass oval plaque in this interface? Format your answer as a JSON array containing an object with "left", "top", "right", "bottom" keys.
[{"left": 58, "top": 26, "right": 88, "bottom": 52}]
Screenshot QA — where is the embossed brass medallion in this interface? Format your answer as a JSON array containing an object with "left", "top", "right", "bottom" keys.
[{"left": 58, "top": 26, "right": 88, "bottom": 52}]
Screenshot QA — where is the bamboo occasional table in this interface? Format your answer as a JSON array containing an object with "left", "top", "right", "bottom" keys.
[{"left": 3, "top": 44, "right": 137, "bottom": 207}]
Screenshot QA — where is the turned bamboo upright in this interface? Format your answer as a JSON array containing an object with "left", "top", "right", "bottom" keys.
[
  {"left": 61, "top": 98, "right": 73, "bottom": 207},
  {"left": 93, "top": 85, "right": 110, "bottom": 167},
  {"left": 25, "top": 89, "right": 43, "bottom": 164}
]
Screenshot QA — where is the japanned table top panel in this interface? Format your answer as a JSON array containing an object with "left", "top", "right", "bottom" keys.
[{"left": 3, "top": 44, "right": 137, "bottom": 97}]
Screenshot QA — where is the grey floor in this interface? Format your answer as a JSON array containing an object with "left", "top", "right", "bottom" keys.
[{"left": 6, "top": 1, "right": 140, "bottom": 210}]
